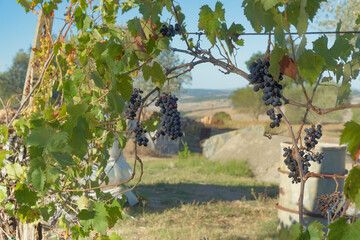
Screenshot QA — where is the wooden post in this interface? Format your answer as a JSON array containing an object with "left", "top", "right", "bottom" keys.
[
  {"left": 21, "top": 8, "right": 54, "bottom": 105},
  {"left": 19, "top": 8, "right": 54, "bottom": 240}
]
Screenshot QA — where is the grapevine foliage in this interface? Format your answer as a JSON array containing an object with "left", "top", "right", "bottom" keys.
[{"left": 0, "top": 0, "right": 359, "bottom": 239}]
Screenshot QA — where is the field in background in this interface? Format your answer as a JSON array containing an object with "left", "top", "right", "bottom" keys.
[
  {"left": 176, "top": 88, "right": 351, "bottom": 143},
  {"left": 114, "top": 156, "right": 279, "bottom": 240}
]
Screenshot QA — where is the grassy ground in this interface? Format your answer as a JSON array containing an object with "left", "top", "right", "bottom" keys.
[{"left": 112, "top": 156, "right": 279, "bottom": 240}]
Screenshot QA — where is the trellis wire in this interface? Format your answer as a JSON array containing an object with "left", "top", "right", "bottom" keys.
[{"left": 186, "top": 30, "right": 360, "bottom": 36}]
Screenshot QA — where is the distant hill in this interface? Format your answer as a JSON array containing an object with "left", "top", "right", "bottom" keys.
[{"left": 179, "top": 88, "right": 234, "bottom": 102}]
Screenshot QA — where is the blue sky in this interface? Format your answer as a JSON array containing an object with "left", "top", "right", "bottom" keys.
[{"left": 0, "top": 1, "right": 357, "bottom": 90}]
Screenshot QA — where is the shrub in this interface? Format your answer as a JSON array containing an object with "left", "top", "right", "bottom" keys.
[
  {"left": 178, "top": 142, "right": 191, "bottom": 159},
  {"left": 283, "top": 83, "right": 347, "bottom": 124}
]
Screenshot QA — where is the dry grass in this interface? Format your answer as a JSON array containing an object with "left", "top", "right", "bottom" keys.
[{"left": 115, "top": 200, "right": 278, "bottom": 240}]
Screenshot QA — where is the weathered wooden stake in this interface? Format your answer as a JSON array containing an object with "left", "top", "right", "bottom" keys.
[{"left": 21, "top": 8, "right": 54, "bottom": 105}]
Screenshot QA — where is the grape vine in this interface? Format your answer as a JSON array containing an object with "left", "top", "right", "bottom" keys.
[{"left": 0, "top": 0, "right": 359, "bottom": 239}]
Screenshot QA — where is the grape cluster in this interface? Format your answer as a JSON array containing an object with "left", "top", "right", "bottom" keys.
[
  {"left": 317, "top": 192, "right": 345, "bottom": 219},
  {"left": 248, "top": 59, "right": 284, "bottom": 107},
  {"left": 155, "top": 93, "right": 183, "bottom": 140},
  {"left": 134, "top": 123, "right": 149, "bottom": 147},
  {"left": 283, "top": 148, "right": 325, "bottom": 183},
  {"left": 160, "top": 23, "right": 181, "bottom": 37},
  {"left": 283, "top": 124, "right": 325, "bottom": 183},
  {"left": 266, "top": 108, "right": 282, "bottom": 128},
  {"left": 125, "top": 88, "right": 143, "bottom": 120},
  {"left": 304, "top": 125, "right": 322, "bottom": 151},
  {"left": 283, "top": 148, "right": 310, "bottom": 183}
]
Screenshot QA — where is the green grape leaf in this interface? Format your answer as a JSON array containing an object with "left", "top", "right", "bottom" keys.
[
  {"left": 24, "top": 127, "right": 55, "bottom": 148},
  {"left": 142, "top": 62, "right": 166, "bottom": 87},
  {"left": 78, "top": 209, "right": 96, "bottom": 231},
  {"left": 228, "top": 23, "right": 245, "bottom": 47},
  {"left": 0, "top": 150, "right": 13, "bottom": 167},
  {"left": 356, "top": 15, "right": 360, "bottom": 25},
  {"left": 18, "top": 205, "right": 40, "bottom": 223},
  {"left": 243, "top": 0, "right": 263, "bottom": 33},
  {"left": 107, "top": 40, "right": 124, "bottom": 60},
  {"left": 337, "top": 81, "right": 351, "bottom": 105},
  {"left": 14, "top": 182, "right": 38, "bottom": 206},
  {"left": 109, "top": 233, "right": 122, "bottom": 240},
  {"left": 297, "top": 0, "right": 308, "bottom": 35},
  {"left": 47, "top": 132, "right": 72, "bottom": 154},
  {"left": 83, "top": 15, "right": 92, "bottom": 30},
  {"left": 51, "top": 152, "right": 76, "bottom": 166},
  {"left": 214, "top": 1, "right": 225, "bottom": 21},
  {"left": 269, "top": 45, "right": 284, "bottom": 79},
  {"left": 6, "top": 163, "right": 25, "bottom": 181},
  {"left": 305, "top": 0, "right": 326, "bottom": 21},
  {"left": 296, "top": 36, "right": 307, "bottom": 60},
  {"left": 307, "top": 221, "right": 325, "bottom": 240},
  {"left": 116, "top": 119, "right": 127, "bottom": 132},
  {"left": 140, "top": 2, "right": 162, "bottom": 25},
  {"left": 17, "top": 0, "right": 31, "bottom": 12},
  {"left": 198, "top": 3, "right": 222, "bottom": 45},
  {"left": 45, "top": 167, "right": 60, "bottom": 185},
  {"left": 40, "top": 202, "right": 56, "bottom": 221},
  {"left": 79, "top": 0, "right": 87, "bottom": 11},
  {"left": 127, "top": 17, "right": 144, "bottom": 38},
  {"left": 327, "top": 218, "right": 360, "bottom": 240},
  {"left": 31, "top": 168, "right": 46, "bottom": 191},
  {"left": 274, "top": 26, "right": 285, "bottom": 46},
  {"left": 90, "top": 71, "right": 105, "bottom": 88},
  {"left": 42, "top": 1, "right": 58, "bottom": 15},
  {"left": 344, "top": 167, "right": 360, "bottom": 209},
  {"left": 5, "top": 202, "right": 15, "bottom": 217},
  {"left": 67, "top": 103, "right": 88, "bottom": 123},
  {"left": 108, "top": 90, "right": 125, "bottom": 115},
  {"left": 71, "top": 224, "right": 89, "bottom": 239},
  {"left": 243, "top": 0, "right": 276, "bottom": 33},
  {"left": 13, "top": 117, "right": 30, "bottom": 137},
  {"left": 278, "top": 223, "right": 310, "bottom": 240},
  {"left": 312, "top": 35, "right": 337, "bottom": 69},
  {"left": 74, "top": 7, "right": 86, "bottom": 30},
  {"left": 143, "top": 118, "right": 160, "bottom": 132},
  {"left": 151, "top": 62, "right": 166, "bottom": 86},
  {"left": 331, "top": 36, "right": 353, "bottom": 61},
  {"left": 117, "top": 133, "right": 127, "bottom": 149},
  {"left": 340, "top": 121, "right": 360, "bottom": 160},
  {"left": 0, "top": 125, "right": 8, "bottom": 144},
  {"left": 0, "top": 185, "right": 7, "bottom": 203},
  {"left": 69, "top": 116, "right": 89, "bottom": 159},
  {"left": 298, "top": 50, "right": 325, "bottom": 84},
  {"left": 259, "top": 0, "right": 282, "bottom": 11},
  {"left": 93, "top": 202, "right": 110, "bottom": 234},
  {"left": 114, "top": 73, "right": 133, "bottom": 100},
  {"left": 77, "top": 196, "right": 90, "bottom": 210},
  {"left": 106, "top": 200, "right": 122, "bottom": 228}
]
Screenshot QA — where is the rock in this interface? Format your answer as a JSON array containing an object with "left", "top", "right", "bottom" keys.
[
  {"left": 202, "top": 126, "right": 265, "bottom": 158},
  {"left": 203, "top": 126, "right": 291, "bottom": 184}
]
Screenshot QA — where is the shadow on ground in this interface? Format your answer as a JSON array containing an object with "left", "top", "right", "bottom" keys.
[{"left": 131, "top": 183, "right": 279, "bottom": 212}]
